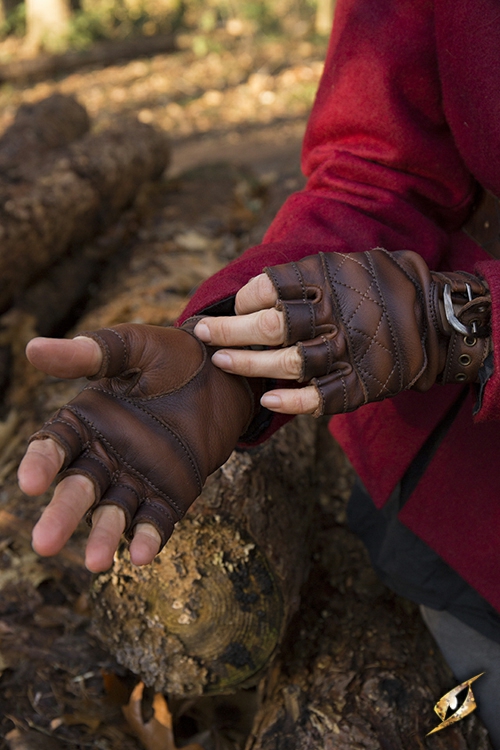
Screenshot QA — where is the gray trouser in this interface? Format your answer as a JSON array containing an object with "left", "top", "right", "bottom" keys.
[{"left": 421, "top": 605, "right": 500, "bottom": 749}]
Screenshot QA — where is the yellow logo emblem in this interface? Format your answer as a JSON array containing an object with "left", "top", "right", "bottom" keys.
[{"left": 426, "top": 673, "right": 484, "bottom": 736}]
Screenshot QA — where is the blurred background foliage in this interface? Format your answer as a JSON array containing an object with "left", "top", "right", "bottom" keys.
[{"left": 0, "top": 0, "right": 334, "bottom": 52}]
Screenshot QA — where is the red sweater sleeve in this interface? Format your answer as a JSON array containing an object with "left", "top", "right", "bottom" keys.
[
  {"left": 178, "top": 0, "right": 500, "bottom": 432},
  {"left": 179, "top": 0, "right": 476, "bottom": 324}
]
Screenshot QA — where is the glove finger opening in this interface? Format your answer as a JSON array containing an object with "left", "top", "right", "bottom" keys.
[
  {"left": 61, "top": 451, "right": 114, "bottom": 512},
  {"left": 77, "top": 328, "right": 128, "bottom": 380},
  {"left": 29, "top": 409, "right": 90, "bottom": 471},
  {"left": 298, "top": 334, "right": 346, "bottom": 381},
  {"left": 90, "top": 480, "right": 142, "bottom": 532},
  {"left": 127, "top": 496, "right": 177, "bottom": 551},
  {"left": 277, "top": 300, "right": 317, "bottom": 345}
]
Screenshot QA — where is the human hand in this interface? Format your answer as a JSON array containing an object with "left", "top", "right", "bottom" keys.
[
  {"left": 194, "top": 273, "right": 321, "bottom": 416},
  {"left": 195, "top": 249, "right": 491, "bottom": 417},
  {"left": 18, "top": 325, "right": 252, "bottom": 572}
]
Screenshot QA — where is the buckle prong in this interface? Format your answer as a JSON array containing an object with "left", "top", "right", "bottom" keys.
[{"left": 443, "top": 283, "right": 475, "bottom": 336}]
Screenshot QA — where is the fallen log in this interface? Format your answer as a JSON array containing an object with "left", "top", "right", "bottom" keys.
[
  {"left": 0, "top": 116, "right": 170, "bottom": 313},
  {"left": 15, "top": 200, "right": 148, "bottom": 337},
  {"left": 0, "top": 93, "right": 90, "bottom": 180},
  {"left": 0, "top": 34, "right": 177, "bottom": 84},
  {"left": 91, "top": 415, "right": 320, "bottom": 698}
]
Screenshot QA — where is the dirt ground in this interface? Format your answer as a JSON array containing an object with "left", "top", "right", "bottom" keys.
[
  {"left": 0, "top": 30, "right": 317, "bottom": 750},
  {"left": 0, "top": 29, "right": 493, "bottom": 750}
]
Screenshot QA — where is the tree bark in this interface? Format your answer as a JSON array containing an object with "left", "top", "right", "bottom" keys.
[
  {"left": 0, "top": 115, "right": 170, "bottom": 313},
  {"left": 90, "top": 415, "right": 321, "bottom": 698}
]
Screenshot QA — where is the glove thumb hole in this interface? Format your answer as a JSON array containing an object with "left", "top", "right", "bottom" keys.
[{"left": 76, "top": 328, "right": 128, "bottom": 380}]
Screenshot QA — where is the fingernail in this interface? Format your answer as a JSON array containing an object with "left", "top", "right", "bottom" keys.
[
  {"left": 261, "top": 394, "right": 282, "bottom": 409},
  {"left": 194, "top": 322, "right": 211, "bottom": 342},
  {"left": 212, "top": 352, "right": 232, "bottom": 369}
]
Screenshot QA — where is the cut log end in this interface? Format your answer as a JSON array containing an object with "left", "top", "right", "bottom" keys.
[{"left": 91, "top": 515, "right": 283, "bottom": 696}]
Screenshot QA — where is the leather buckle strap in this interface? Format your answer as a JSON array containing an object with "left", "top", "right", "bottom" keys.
[{"left": 443, "top": 282, "right": 489, "bottom": 337}]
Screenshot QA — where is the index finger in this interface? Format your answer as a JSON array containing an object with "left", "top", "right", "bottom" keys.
[
  {"left": 18, "top": 437, "right": 65, "bottom": 496},
  {"left": 195, "top": 307, "right": 286, "bottom": 348},
  {"left": 234, "top": 273, "right": 277, "bottom": 315}
]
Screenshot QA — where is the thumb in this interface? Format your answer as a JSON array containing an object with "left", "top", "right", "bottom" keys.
[{"left": 26, "top": 336, "right": 103, "bottom": 379}]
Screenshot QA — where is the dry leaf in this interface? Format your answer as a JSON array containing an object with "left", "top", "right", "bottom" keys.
[
  {"left": 102, "top": 670, "right": 133, "bottom": 707},
  {"left": 58, "top": 712, "right": 101, "bottom": 731},
  {"left": 123, "top": 681, "right": 203, "bottom": 750}
]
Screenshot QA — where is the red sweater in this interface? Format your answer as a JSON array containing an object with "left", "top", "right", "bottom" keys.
[{"left": 179, "top": 0, "right": 500, "bottom": 612}]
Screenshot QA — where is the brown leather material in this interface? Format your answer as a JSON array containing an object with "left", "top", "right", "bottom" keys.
[
  {"left": 29, "top": 324, "right": 254, "bottom": 549},
  {"left": 265, "top": 249, "right": 491, "bottom": 417}
]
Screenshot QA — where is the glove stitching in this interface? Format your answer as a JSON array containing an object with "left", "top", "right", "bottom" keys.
[
  {"left": 325, "top": 266, "right": 392, "bottom": 394},
  {"left": 342, "top": 374, "right": 348, "bottom": 411},
  {"left": 64, "top": 406, "right": 194, "bottom": 518},
  {"left": 321, "top": 253, "right": 366, "bottom": 326},
  {"left": 280, "top": 301, "right": 293, "bottom": 347},
  {"left": 365, "top": 251, "right": 406, "bottom": 392},
  {"left": 324, "top": 335, "right": 333, "bottom": 374},
  {"left": 142, "top": 497, "right": 177, "bottom": 518},
  {"left": 104, "top": 327, "right": 128, "bottom": 373},
  {"left": 32, "top": 429, "right": 74, "bottom": 463},
  {"left": 138, "top": 334, "right": 208, "bottom": 399},
  {"left": 131, "top": 506, "right": 175, "bottom": 532},
  {"left": 321, "top": 254, "right": 375, "bottom": 403},
  {"left": 329, "top": 253, "right": 384, "bottom": 326},
  {"left": 323, "top": 257, "right": 381, "bottom": 329},
  {"left": 266, "top": 268, "right": 284, "bottom": 300},
  {"left": 291, "top": 262, "right": 307, "bottom": 301},
  {"left": 348, "top": 323, "right": 398, "bottom": 395},
  {"left": 76, "top": 392, "right": 203, "bottom": 493},
  {"left": 427, "top": 281, "right": 439, "bottom": 335},
  {"left": 311, "top": 378, "right": 325, "bottom": 417},
  {"left": 97, "top": 337, "right": 111, "bottom": 375},
  {"left": 111, "top": 481, "right": 141, "bottom": 499},
  {"left": 133, "top": 499, "right": 177, "bottom": 533},
  {"left": 380, "top": 249, "right": 429, "bottom": 387},
  {"left": 299, "top": 342, "right": 308, "bottom": 381},
  {"left": 53, "top": 416, "right": 85, "bottom": 452},
  {"left": 76, "top": 452, "right": 113, "bottom": 484},
  {"left": 323, "top": 251, "right": 403, "bottom": 398},
  {"left": 348, "top": 324, "right": 392, "bottom": 357},
  {"left": 98, "top": 482, "right": 142, "bottom": 528},
  {"left": 307, "top": 300, "right": 315, "bottom": 340}
]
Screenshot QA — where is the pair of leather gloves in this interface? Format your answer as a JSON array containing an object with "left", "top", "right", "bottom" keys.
[{"left": 29, "top": 249, "right": 491, "bottom": 550}]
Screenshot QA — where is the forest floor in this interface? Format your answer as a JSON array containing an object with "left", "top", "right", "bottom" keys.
[{"left": 0, "top": 29, "right": 493, "bottom": 750}]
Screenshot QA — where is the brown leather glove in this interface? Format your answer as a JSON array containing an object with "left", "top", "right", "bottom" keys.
[
  {"left": 29, "top": 324, "right": 253, "bottom": 549},
  {"left": 265, "top": 248, "right": 491, "bottom": 416}
]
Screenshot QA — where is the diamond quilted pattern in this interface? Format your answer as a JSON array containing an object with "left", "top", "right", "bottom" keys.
[
  {"left": 266, "top": 246, "right": 490, "bottom": 416},
  {"left": 324, "top": 252, "right": 402, "bottom": 399}
]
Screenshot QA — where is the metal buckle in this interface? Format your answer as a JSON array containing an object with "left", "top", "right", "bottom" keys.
[{"left": 443, "top": 283, "right": 477, "bottom": 336}]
